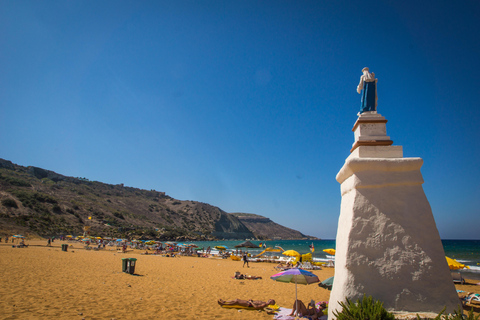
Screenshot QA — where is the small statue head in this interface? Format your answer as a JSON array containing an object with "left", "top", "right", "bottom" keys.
[{"left": 362, "top": 67, "right": 369, "bottom": 72}]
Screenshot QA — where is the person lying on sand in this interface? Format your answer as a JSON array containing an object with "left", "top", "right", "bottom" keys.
[
  {"left": 289, "top": 300, "right": 325, "bottom": 319},
  {"left": 274, "top": 262, "right": 293, "bottom": 270},
  {"left": 233, "top": 272, "right": 262, "bottom": 280},
  {"left": 218, "top": 299, "right": 275, "bottom": 309}
]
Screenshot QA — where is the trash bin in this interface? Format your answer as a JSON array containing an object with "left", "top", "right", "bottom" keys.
[
  {"left": 126, "top": 258, "right": 137, "bottom": 274},
  {"left": 122, "top": 258, "right": 128, "bottom": 272},
  {"left": 62, "top": 244, "right": 68, "bottom": 252}
]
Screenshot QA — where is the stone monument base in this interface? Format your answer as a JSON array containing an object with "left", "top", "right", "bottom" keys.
[{"left": 328, "top": 147, "right": 461, "bottom": 319}]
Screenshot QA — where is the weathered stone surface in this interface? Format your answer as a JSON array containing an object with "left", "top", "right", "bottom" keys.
[{"left": 328, "top": 148, "right": 460, "bottom": 318}]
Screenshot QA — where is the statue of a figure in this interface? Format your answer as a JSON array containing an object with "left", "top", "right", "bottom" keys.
[{"left": 357, "top": 67, "right": 378, "bottom": 114}]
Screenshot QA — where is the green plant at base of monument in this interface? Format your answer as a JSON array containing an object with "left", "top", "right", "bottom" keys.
[
  {"left": 418, "top": 306, "right": 480, "bottom": 320},
  {"left": 333, "top": 295, "right": 395, "bottom": 320}
]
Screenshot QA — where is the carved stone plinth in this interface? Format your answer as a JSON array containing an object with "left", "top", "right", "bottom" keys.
[{"left": 351, "top": 112, "right": 393, "bottom": 152}]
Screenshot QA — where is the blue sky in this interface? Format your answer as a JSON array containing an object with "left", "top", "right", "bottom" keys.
[{"left": 1, "top": 1, "right": 479, "bottom": 239}]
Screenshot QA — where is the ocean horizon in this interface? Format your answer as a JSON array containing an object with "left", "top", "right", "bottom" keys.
[{"left": 186, "top": 239, "right": 480, "bottom": 280}]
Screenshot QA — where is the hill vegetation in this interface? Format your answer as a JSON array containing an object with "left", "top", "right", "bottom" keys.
[{"left": 0, "top": 159, "right": 317, "bottom": 241}]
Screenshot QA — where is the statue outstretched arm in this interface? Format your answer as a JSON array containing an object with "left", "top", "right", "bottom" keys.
[{"left": 357, "top": 76, "right": 364, "bottom": 94}]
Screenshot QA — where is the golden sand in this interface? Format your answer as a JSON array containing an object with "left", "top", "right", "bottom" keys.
[{"left": 0, "top": 240, "right": 478, "bottom": 320}]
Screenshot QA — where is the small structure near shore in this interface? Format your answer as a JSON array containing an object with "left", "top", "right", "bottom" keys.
[
  {"left": 328, "top": 69, "right": 460, "bottom": 319},
  {"left": 234, "top": 240, "right": 258, "bottom": 248}
]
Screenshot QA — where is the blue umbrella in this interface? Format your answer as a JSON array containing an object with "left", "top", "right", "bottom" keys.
[{"left": 271, "top": 268, "right": 319, "bottom": 314}]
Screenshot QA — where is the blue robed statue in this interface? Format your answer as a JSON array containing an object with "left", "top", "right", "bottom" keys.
[{"left": 357, "top": 67, "right": 378, "bottom": 114}]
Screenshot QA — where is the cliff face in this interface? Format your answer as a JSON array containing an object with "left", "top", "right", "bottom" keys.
[
  {"left": 0, "top": 159, "right": 315, "bottom": 240},
  {"left": 231, "top": 213, "right": 317, "bottom": 240}
]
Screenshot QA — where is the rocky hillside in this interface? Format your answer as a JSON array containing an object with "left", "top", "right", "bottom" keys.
[
  {"left": 0, "top": 159, "right": 317, "bottom": 240},
  {"left": 230, "top": 212, "right": 313, "bottom": 240}
]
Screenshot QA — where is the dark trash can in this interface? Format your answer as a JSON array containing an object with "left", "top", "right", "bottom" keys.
[
  {"left": 62, "top": 244, "right": 68, "bottom": 252},
  {"left": 122, "top": 258, "right": 128, "bottom": 272},
  {"left": 127, "top": 258, "right": 137, "bottom": 274}
]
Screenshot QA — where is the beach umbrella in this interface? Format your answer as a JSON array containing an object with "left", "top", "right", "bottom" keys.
[
  {"left": 282, "top": 250, "right": 301, "bottom": 257},
  {"left": 318, "top": 276, "right": 334, "bottom": 290},
  {"left": 13, "top": 235, "right": 25, "bottom": 238},
  {"left": 271, "top": 268, "right": 319, "bottom": 313},
  {"left": 215, "top": 245, "right": 228, "bottom": 251},
  {"left": 323, "top": 249, "right": 336, "bottom": 255},
  {"left": 66, "top": 235, "right": 73, "bottom": 238},
  {"left": 446, "top": 256, "right": 470, "bottom": 270}
]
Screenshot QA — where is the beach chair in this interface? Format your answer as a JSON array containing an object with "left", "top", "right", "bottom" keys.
[
  {"left": 302, "top": 262, "right": 313, "bottom": 270},
  {"left": 452, "top": 272, "right": 465, "bottom": 285},
  {"left": 297, "top": 262, "right": 307, "bottom": 269},
  {"left": 465, "top": 293, "right": 480, "bottom": 305}
]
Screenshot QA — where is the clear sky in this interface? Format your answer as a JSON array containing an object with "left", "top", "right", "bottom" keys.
[{"left": 1, "top": 1, "right": 479, "bottom": 239}]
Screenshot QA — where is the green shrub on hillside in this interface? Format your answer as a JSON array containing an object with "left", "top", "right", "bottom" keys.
[
  {"left": 0, "top": 173, "right": 31, "bottom": 187},
  {"left": 10, "top": 190, "right": 58, "bottom": 207},
  {"left": 2, "top": 198, "right": 18, "bottom": 208},
  {"left": 113, "top": 211, "right": 125, "bottom": 220}
]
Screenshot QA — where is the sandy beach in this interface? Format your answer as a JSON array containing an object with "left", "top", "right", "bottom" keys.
[{"left": 0, "top": 240, "right": 478, "bottom": 320}]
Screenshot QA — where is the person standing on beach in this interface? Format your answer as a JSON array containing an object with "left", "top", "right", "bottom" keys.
[{"left": 243, "top": 252, "right": 249, "bottom": 268}]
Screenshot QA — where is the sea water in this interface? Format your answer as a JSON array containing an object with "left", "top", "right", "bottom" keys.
[{"left": 188, "top": 239, "right": 480, "bottom": 279}]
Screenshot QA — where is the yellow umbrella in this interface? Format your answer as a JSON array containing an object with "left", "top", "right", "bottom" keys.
[
  {"left": 323, "top": 249, "right": 336, "bottom": 255},
  {"left": 282, "top": 250, "right": 301, "bottom": 257},
  {"left": 446, "top": 256, "right": 470, "bottom": 270},
  {"left": 96, "top": 237, "right": 102, "bottom": 240}
]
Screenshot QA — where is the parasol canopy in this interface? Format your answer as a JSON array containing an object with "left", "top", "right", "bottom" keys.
[
  {"left": 271, "top": 268, "right": 319, "bottom": 314},
  {"left": 446, "top": 256, "right": 470, "bottom": 270},
  {"left": 323, "top": 248, "right": 336, "bottom": 255},
  {"left": 282, "top": 250, "right": 301, "bottom": 257},
  {"left": 318, "top": 276, "right": 334, "bottom": 290}
]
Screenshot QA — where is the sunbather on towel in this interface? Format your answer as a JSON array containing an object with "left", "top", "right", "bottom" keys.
[
  {"left": 218, "top": 299, "right": 275, "bottom": 309},
  {"left": 289, "top": 299, "right": 324, "bottom": 319},
  {"left": 233, "top": 272, "right": 262, "bottom": 280}
]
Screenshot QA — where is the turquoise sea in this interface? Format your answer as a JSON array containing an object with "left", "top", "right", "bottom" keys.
[{"left": 188, "top": 239, "right": 480, "bottom": 280}]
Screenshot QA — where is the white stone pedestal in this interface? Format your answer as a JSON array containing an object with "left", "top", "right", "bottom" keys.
[
  {"left": 351, "top": 112, "right": 393, "bottom": 152},
  {"left": 328, "top": 120, "right": 460, "bottom": 318}
]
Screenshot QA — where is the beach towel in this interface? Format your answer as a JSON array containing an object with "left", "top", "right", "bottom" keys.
[
  {"left": 273, "top": 307, "right": 327, "bottom": 320},
  {"left": 221, "top": 303, "right": 278, "bottom": 310}
]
